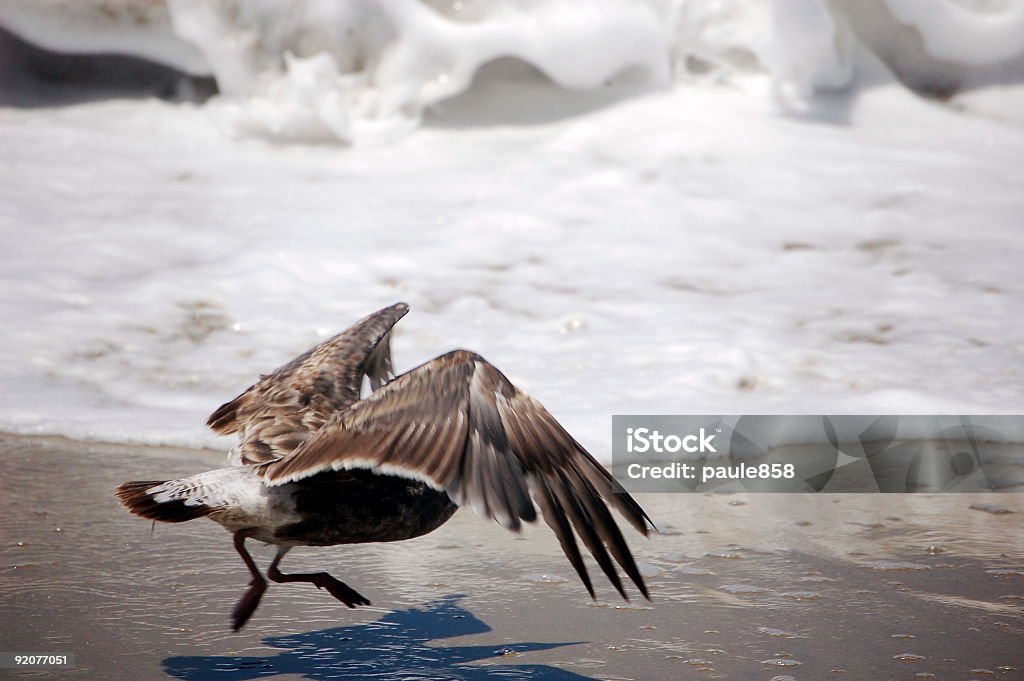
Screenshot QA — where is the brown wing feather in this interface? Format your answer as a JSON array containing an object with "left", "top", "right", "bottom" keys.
[
  {"left": 207, "top": 303, "right": 409, "bottom": 464},
  {"left": 261, "top": 349, "right": 652, "bottom": 600}
]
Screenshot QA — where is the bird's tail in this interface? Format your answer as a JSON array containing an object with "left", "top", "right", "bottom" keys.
[{"left": 116, "top": 480, "right": 214, "bottom": 523}]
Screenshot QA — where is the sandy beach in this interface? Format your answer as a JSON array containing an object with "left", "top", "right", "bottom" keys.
[{"left": 1, "top": 432, "right": 1021, "bottom": 680}]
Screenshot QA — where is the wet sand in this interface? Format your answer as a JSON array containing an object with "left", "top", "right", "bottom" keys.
[{"left": 1, "top": 432, "right": 1022, "bottom": 680}]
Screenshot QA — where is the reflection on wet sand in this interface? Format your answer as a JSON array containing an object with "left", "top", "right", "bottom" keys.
[{"left": 1, "top": 434, "right": 1022, "bottom": 680}]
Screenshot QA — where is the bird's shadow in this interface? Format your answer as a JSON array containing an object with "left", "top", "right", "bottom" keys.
[{"left": 163, "top": 594, "right": 595, "bottom": 680}]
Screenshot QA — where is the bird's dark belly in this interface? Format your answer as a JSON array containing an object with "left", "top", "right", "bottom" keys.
[{"left": 274, "top": 469, "right": 458, "bottom": 546}]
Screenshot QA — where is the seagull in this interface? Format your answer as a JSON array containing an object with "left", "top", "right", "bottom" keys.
[{"left": 117, "top": 303, "right": 652, "bottom": 630}]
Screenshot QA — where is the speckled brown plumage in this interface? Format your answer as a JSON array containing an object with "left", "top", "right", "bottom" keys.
[
  {"left": 208, "top": 302, "right": 408, "bottom": 465},
  {"left": 116, "top": 302, "right": 653, "bottom": 631},
  {"left": 260, "top": 348, "right": 653, "bottom": 600}
]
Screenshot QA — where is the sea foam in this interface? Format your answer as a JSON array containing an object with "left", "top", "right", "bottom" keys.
[{"left": 2, "top": 0, "right": 1023, "bottom": 140}]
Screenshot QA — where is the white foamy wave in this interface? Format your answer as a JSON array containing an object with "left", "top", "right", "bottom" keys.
[
  {"left": 0, "top": 0, "right": 209, "bottom": 75},
  {"left": 1, "top": 1, "right": 1023, "bottom": 457},
  {"left": 164, "top": 0, "right": 671, "bottom": 142},
  {"left": 3, "top": 0, "right": 1023, "bottom": 140},
  {"left": 885, "top": 0, "right": 1024, "bottom": 65}
]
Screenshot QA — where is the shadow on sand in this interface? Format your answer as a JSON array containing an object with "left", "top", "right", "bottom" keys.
[{"left": 163, "top": 594, "right": 595, "bottom": 681}]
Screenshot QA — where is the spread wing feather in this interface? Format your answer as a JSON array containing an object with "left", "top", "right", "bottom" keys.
[
  {"left": 207, "top": 303, "right": 409, "bottom": 465},
  {"left": 260, "top": 349, "right": 652, "bottom": 599}
]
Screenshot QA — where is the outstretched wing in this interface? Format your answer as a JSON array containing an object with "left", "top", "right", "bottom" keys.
[
  {"left": 207, "top": 303, "right": 409, "bottom": 465},
  {"left": 261, "top": 349, "right": 653, "bottom": 600}
]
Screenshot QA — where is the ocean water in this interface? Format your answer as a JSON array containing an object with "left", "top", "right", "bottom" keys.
[{"left": 1, "top": 0, "right": 1023, "bottom": 459}]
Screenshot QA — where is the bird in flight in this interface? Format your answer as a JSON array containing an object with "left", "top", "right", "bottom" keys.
[{"left": 117, "top": 303, "right": 652, "bottom": 630}]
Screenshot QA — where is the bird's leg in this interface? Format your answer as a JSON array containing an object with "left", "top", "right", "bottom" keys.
[
  {"left": 266, "top": 546, "right": 371, "bottom": 608},
  {"left": 231, "top": 529, "right": 267, "bottom": 631}
]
